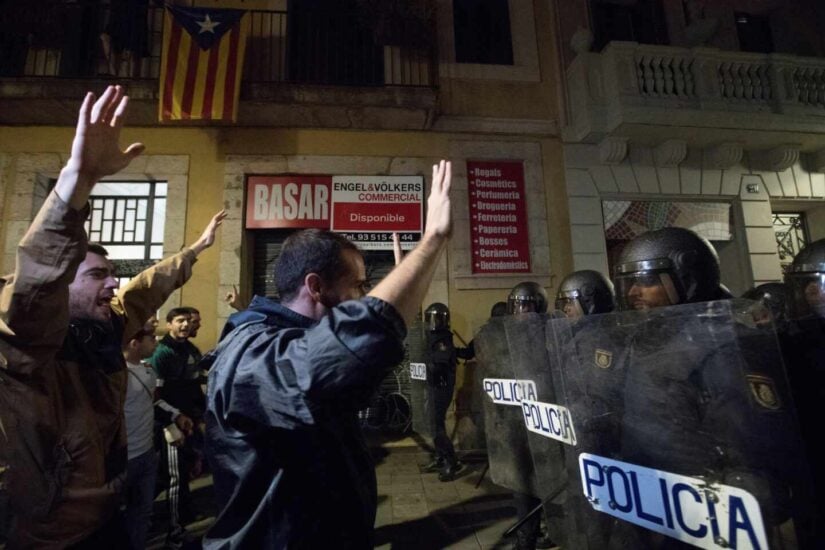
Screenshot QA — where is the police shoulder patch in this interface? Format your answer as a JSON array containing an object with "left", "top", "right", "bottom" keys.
[
  {"left": 746, "top": 374, "right": 781, "bottom": 411},
  {"left": 594, "top": 349, "right": 613, "bottom": 369}
]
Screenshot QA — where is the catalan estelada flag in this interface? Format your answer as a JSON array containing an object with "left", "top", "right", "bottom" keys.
[{"left": 159, "top": 6, "right": 248, "bottom": 122}]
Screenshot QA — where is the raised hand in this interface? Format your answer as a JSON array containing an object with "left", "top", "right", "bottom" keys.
[
  {"left": 424, "top": 160, "right": 452, "bottom": 239},
  {"left": 225, "top": 284, "right": 247, "bottom": 311},
  {"left": 175, "top": 414, "right": 195, "bottom": 437},
  {"left": 58, "top": 86, "right": 145, "bottom": 208},
  {"left": 190, "top": 209, "right": 228, "bottom": 256}
]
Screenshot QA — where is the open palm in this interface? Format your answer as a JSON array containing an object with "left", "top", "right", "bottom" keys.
[
  {"left": 425, "top": 160, "right": 452, "bottom": 238},
  {"left": 68, "top": 85, "right": 144, "bottom": 184}
]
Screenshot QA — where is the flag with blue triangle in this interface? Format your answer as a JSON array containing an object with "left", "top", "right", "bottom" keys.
[{"left": 159, "top": 6, "right": 248, "bottom": 122}]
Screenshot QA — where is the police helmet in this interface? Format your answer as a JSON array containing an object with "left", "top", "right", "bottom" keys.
[
  {"left": 614, "top": 227, "right": 721, "bottom": 311},
  {"left": 784, "top": 238, "right": 825, "bottom": 320},
  {"left": 555, "top": 270, "right": 615, "bottom": 318},
  {"left": 424, "top": 302, "right": 450, "bottom": 331},
  {"left": 742, "top": 282, "right": 789, "bottom": 326},
  {"left": 507, "top": 282, "right": 548, "bottom": 315},
  {"left": 490, "top": 301, "right": 508, "bottom": 318}
]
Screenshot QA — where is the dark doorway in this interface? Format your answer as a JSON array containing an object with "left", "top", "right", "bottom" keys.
[
  {"left": 453, "top": 0, "right": 514, "bottom": 65},
  {"left": 590, "top": 0, "right": 669, "bottom": 51},
  {"left": 735, "top": 12, "right": 774, "bottom": 54}
]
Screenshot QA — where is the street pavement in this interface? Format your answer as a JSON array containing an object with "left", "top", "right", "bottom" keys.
[{"left": 147, "top": 445, "right": 530, "bottom": 549}]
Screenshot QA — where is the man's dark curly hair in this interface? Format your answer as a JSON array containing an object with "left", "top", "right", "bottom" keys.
[{"left": 275, "top": 229, "right": 360, "bottom": 303}]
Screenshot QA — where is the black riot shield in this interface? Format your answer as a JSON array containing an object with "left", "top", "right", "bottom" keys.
[
  {"left": 409, "top": 360, "right": 433, "bottom": 439},
  {"left": 475, "top": 316, "right": 538, "bottom": 495},
  {"left": 504, "top": 313, "right": 569, "bottom": 544},
  {"left": 540, "top": 300, "right": 815, "bottom": 550}
]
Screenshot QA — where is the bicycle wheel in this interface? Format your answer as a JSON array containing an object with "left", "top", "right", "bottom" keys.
[{"left": 383, "top": 392, "right": 412, "bottom": 433}]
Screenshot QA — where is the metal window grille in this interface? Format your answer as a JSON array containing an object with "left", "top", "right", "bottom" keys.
[
  {"left": 84, "top": 181, "right": 167, "bottom": 285},
  {"left": 773, "top": 212, "right": 808, "bottom": 271}
]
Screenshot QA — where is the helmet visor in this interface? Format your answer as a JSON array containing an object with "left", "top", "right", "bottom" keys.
[
  {"left": 507, "top": 298, "right": 538, "bottom": 315},
  {"left": 615, "top": 270, "right": 680, "bottom": 311},
  {"left": 786, "top": 273, "right": 825, "bottom": 319},
  {"left": 555, "top": 296, "right": 585, "bottom": 319},
  {"left": 426, "top": 311, "right": 449, "bottom": 331}
]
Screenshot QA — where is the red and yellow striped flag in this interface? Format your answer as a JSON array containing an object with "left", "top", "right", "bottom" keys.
[{"left": 159, "top": 6, "right": 248, "bottom": 122}]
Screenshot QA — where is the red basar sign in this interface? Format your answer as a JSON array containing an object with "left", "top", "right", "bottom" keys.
[
  {"left": 246, "top": 175, "right": 331, "bottom": 229},
  {"left": 468, "top": 160, "right": 531, "bottom": 274}
]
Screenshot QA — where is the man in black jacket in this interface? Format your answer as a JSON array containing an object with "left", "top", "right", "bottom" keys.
[{"left": 204, "top": 161, "right": 454, "bottom": 549}]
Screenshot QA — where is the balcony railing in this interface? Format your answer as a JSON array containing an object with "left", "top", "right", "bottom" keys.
[
  {"left": 0, "top": 2, "right": 437, "bottom": 88},
  {"left": 565, "top": 41, "right": 825, "bottom": 142}
]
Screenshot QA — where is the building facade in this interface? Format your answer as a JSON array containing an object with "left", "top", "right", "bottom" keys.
[
  {"left": 0, "top": 0, "right": 570, "bottom": 447},
  {"left": 3, "top": 0, "right": 824, "bottom": 447},
  {"left": 557, "top": 0, "right": 825, "bottom": 295}
]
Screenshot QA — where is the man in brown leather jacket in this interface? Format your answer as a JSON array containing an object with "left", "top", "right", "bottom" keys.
[{"left": 0, "top": 85, "right": 224, "bottom": 547}]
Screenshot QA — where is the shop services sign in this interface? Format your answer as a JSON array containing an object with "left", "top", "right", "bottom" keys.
[
  {"left": 245, "top": 174, "right": 424, "bottom": 250},
  {"left": 467, "top": 160, "right": 531, "bottom": 274}
]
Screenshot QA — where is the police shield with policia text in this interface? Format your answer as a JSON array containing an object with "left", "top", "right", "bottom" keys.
[
  {"left": 477, "top": 282, "right": 553, "bottom": 549},
  {"left": 514, "top": 228, "right": 815, "bottom": 549}
]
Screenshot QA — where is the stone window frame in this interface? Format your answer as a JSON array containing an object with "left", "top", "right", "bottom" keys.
[
  {"left": 1, "top": 153, "right": 189, "bottom": 320},
  {"left": 449, "top": 140, "right": 551, "bottom": 290},
  {"left": 436, "top": 0, "right": 541, "bottom": 82}
]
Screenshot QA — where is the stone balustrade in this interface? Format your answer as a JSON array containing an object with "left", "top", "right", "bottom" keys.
[{"left": 565, "top": 41, "right": 825, "bottom": 143}]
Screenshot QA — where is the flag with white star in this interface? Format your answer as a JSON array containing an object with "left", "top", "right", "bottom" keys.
[{"left": 159, "top": 6, "right": 248, "bottom": 122}]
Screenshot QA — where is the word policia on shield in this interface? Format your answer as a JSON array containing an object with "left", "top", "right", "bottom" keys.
[{"left": 580, "top": 454, "right": 768, "bottom": 550}]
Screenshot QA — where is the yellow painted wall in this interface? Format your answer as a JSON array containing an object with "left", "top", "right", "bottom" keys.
[
  {"left": 0, "top": 0, "right": 570, "bottom": 350},
  {"left": 439, "top": 0, "right": 562, "bottom": 122},
  {"left": 0, "top": 125, "right": 570, "bottom": 350}
]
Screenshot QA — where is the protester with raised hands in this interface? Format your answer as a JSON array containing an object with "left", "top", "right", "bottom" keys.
[
  {"left": 204, "top": 161, "right": 454, "bottom": 548},
  {"left": 0, "top": 86, "right": 223, "bottom": 547}
]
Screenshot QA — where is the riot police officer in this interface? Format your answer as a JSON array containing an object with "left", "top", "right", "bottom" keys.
[
  {"left": 785, "top": 238, "right": 825, "bottom": 321},
  {"left": 555, "top": 270, "right": 615, "bottom": 318},
  {"left": 504, "top": 282, "right": 555, "bottom": 550},
  {"left": 611, "top": 227, "right": 807, "bottom": 548},
  {"left": 507, "top": 281, "right": 548, "bottom": 315},
  {"left": 550, "top": 271, "right": 623, "bottom": 548},
  {"left": 422, "top": 303, "right": 463, "bottom": 481},
  {"left": 742, "top": 282, "right": 789, "bottom": 329},
  {"left": 613, "top": 227, "right": 727, "bottom": 309},
  {"left": 782, "top": 239, "right": 825, "bottom": 537}
]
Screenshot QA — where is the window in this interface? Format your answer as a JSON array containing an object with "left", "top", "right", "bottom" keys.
[
  {"left": 84, "top": 181, "right": 167, "bottom": 286},
  {"left": 590, "top": 0, "right": 669, "bottom": 51},
  {"left": 453, "top": 0, "right": 513, "bottom": 65},
  {"left": 735, "top": 12, "right": 773, "bottom": 54},
  {"left": 773, "top": 212, "right": 808, "bottom": 272}
]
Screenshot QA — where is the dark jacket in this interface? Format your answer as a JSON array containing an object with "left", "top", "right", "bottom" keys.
[
  {"left": 150, "top": 334, "right": 204, "bottom": 420},
  {"left": 203, "top": 297, "right": 406, "bottom": 549},
  {"left": 425, "top": 329, "right": 456, "bottom": 386},
  {"left": 0, "top": 191, "right": 196, "bottom": 547},
  {"left": 218, "top": 294, "right": 282, "bottom": 340},
  {"left": 620, "top": 303, "right": 801, "bottom": 526}
]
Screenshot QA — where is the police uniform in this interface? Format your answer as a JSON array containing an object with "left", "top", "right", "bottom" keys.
[
  {"left": 615, "top": 304, "right": 804, "bottom": 548},
  {"left": 552, "top": 312, "right": 632, "bottom": 548},
  {"left": 780, "top": 317, "right": 825, "bottom": 544},
  {"left": 425, "top": 328, "right": 459, "bottom": 470}
]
